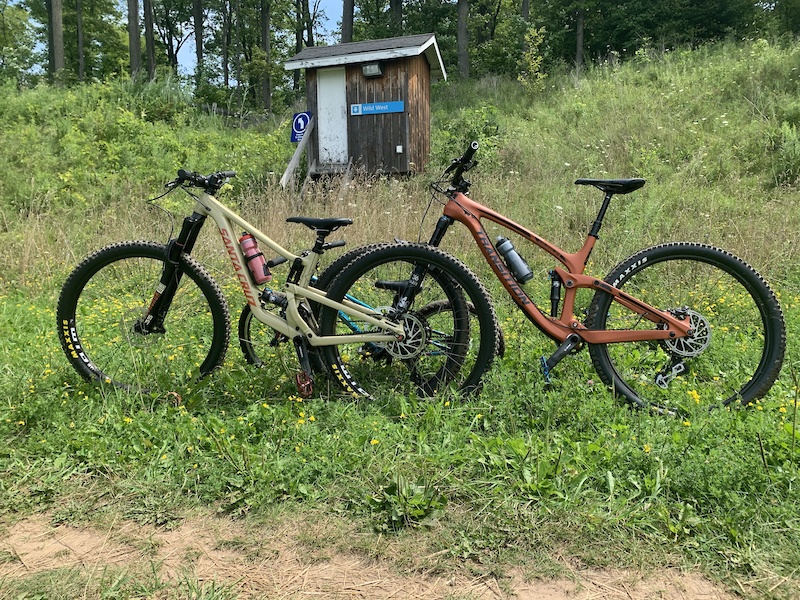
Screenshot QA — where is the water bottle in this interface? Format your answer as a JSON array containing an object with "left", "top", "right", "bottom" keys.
[
  {"left": 239, "top": 232, "right": 272, "bottom": 284},
  {"left": 496, "top": 237, "right": 533, "bottom": 284}
]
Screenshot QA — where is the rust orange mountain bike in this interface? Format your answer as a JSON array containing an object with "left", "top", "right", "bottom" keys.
[{"left": 414, "top": 141, "right": 786, "bottom": 410}]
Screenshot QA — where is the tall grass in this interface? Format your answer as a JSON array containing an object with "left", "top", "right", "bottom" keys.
[{"left": 1, "top": 39, "right": 799, "bottom": 599}]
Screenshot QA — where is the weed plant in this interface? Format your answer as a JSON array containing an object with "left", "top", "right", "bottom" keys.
[{"left": 1, "top": 39, "right": 799, "bottom": 598}]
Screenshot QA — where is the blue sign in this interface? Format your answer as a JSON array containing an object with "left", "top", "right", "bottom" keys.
[
  {"left": 350, "top": 101, "right": 405, "bottom": 116},
  {"left": 291, "top": 112, "right": 312, "bottom": 142}
]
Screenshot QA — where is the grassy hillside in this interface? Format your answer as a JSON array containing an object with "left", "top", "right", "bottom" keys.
[{"left": 1, "top": 39, "right": 799, "bottom": 599}]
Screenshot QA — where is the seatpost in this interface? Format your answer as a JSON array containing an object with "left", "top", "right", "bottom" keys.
[{"left": 588, "top": 192, "right": 614, "bottom": 238}]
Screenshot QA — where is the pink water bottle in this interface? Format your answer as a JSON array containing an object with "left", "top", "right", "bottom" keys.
[{"left": 239, "top": 232, "right": 272, "bottom": 284}]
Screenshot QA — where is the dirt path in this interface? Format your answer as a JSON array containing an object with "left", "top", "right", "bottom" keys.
[{"left": 0, "top": 513, "right": 736, "bottom": 599}]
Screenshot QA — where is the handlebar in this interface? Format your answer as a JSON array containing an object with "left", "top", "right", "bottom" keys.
[
  {"left": 440, "top": 141, "right": 479, "bottom": 194},
  {"left": 168, "top": 169, "right": 237, "bottom": 193}
]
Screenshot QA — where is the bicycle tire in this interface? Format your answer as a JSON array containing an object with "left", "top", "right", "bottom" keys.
[
  {"left": 238, "top": 304, "right": 280, "bottom": 368},
  {"left": 316, "top": 242, "right": 506, "bottom": 357},
  {"left": 57, "top": 241, "right": 230, "bottom": 393},
  {"left": 586, "top": 242, "right": 786, "bottom": 409},
  {"left": 318, "top": 242, "right": 499, "bottom": 399}
]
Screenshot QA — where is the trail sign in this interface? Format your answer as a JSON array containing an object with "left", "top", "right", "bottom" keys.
[
  {"left": 291, "top": 112, "right": 312, "bottom": 142},
  {"left": 350, "top": 101, "right": 405, "bottom": 116}
]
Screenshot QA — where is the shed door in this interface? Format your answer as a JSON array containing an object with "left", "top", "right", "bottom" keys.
[{"left": 316, "top": 68, "right": 348, "bottom": 164}]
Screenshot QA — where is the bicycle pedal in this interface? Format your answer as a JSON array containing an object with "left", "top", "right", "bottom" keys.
[
  {"left": 539, "top": 356, "right": 552, "bottom": 385},
  {"left": 295, "top": 372, "right": 313, "bottom": 398}
]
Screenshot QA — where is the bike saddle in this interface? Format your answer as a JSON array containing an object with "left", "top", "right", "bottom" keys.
[
  {"left": 286, "top": 216, "right": 353, "bottom": 234},
  {"left": 574, "top": 178, "right": 646, "bottom": 195}
]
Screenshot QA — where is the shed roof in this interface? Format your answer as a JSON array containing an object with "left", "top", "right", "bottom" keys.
[{"left": 284, "top": 34, "right": 447, "bottom": 81}]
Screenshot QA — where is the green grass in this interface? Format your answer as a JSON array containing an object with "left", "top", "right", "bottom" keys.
[{"left": 1, "top": 39, "right": 800, "bottom": 598}]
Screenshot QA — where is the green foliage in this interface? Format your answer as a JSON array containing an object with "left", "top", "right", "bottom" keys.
[
  {"left": 431, "top": 104, "right": 503, "bottom": 169},
  {"left": 0, "top": 75, "right": 292, "bottom": 213},
  {"left": 0, "top": 1, "right": 36, "bottom": 85},
  {"left": 369, "top": 472, "right": 447, "bottom": 531},
  {"left": 518, "top": 26, "right": 548, "bottom": 92},
  {"left": 773, "top": 122, "right": 800, "bottom": 185}
]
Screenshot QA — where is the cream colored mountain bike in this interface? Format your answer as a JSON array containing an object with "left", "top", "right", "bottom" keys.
[{"left": 57, "top": 170, "right": 499, "bottom": 399}]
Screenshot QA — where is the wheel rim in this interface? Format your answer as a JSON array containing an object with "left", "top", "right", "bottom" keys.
[
  {"left": 322, "top": 256, "right": 477, "bottom": 398},
  {"left": 592, "top": 254, "right": 775, "bottom": 409},
  {"left": 63, "top": 249, "right": 225, "bottom": 393}
]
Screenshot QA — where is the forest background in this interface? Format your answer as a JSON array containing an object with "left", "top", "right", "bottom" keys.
[{"left": 2, "top": 0, "right": 800, "bottom": 114}]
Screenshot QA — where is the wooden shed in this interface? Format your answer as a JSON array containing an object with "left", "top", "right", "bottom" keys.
[{"left": 284, "top": 34, "right": 447, "bottom": 176}]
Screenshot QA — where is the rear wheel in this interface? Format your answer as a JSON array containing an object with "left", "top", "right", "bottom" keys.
[
  {"left": 57, "top": 241, "right": 230, "bottom": 394},
  {"left": 319, "top": 242, "right": 499, "bottom": 399},
  {"left": 587, "top": 243, "right": 785, "bottom": 409}
]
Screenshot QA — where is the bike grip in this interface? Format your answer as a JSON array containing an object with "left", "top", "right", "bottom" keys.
[
  {"left": 218, "top": 170, "right": 237, "bottom": 179},
  {"left": 463, "top": 141, "right": 479, "bottom": 161},
  {"left": 177, "top": 168, "right": 193, "bottom": 181}
]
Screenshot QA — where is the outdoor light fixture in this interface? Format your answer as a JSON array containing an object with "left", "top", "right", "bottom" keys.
[{"left": 362, "top": 62, "right": 383, "bottom": 77}]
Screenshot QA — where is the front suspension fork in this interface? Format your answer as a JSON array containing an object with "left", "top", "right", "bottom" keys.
[{"left": 139, "top": 212, "right": 208, "bottom": 333}]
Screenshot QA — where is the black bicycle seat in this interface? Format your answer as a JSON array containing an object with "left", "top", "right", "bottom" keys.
[
  {"left": 286, "top": 216, "right": 353, "bottom": 233},
  {"left": 574, "top": 178, "right": 646, "bottom": 195}
]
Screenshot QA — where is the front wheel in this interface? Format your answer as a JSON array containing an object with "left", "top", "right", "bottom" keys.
[
  {"left": 586, "top": 242, "right": 786, "bottom": 409},
  {"left": 57, "top": 241, "right": 230, "bottom": 394},
  {"left": 319, "top": 242, "right": 499, "bottom": 399}
]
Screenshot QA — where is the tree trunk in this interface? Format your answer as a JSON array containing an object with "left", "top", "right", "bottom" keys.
[
  {"left": 575, "top": 5, "right": 584, "bottom": 73},
  {"left": 305, "top": 0, "right": 314, "bottom": 47},
  {"left": 128, "top": 0, "right": 142, "bottom": 76},
  {"left": 76, "top": 0, "right": 84, "bottom": 81},
  {"left": 457, "top": 0, "right": 468, "bottom": 78},
  {"left": 193, "top": 0, "right": 203, "bottom": 84},
  {"left": 389, "top": 0, "right": 402, "bottom": 35},
  {"left": 233, "top": 0, "right": 242, "bottom": 109},
  {"left": 341, "top": 0, "right": 354, "bottom": 43},
  {"left": 222, "top": 2, "right": 230, "bottom": 87},
  {"left": 293, "top": 0, "right": 302, "bottom": 90},
  {"left": 143, "top": 0, "right": 156, "bottom": 79},
  {"left": 47, "top": 0, "right": 65, "bottom": 76},
  {"left": 522, "top": 0, "right": 529, "bottom": 22},
  {"left": 260, "top": 0, "right": 271, "bottom": 112}
]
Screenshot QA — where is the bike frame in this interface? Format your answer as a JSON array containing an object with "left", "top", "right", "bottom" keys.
[
  {"left": 159, "top": 189, "right": 405, "bottom": 347},
  {"left": 433, "top": 191, "right": 693, "bottom": 345}
]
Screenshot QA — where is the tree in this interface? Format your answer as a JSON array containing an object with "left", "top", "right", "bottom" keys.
[
  {"left": 342, "top": 0, "right": 354, "bottom": 41},
  {"left": 193, "top": 0, "right": 203, "bottom": 81},
  {"left": 0, "top": 1, "right": 36, "bottom": 83},
  {"left": 76, "top": 0, "right": 84, "bottom": 80},
  {"left": 389, "top": 0, "right": 401, "bottom": 34},
  {"left": 260, "top": 0, "right": 271, "bottom": 110},
  {"left": 773, "top": 0, "right": 800, "bottom": 34},
  {"left": 575, "top": 1, "right": 583, "bottom": 72},
  {"left": 128, "top": 0, "right": 142, "bottom": 76},
  {"left": 143, "top": 0, "right": 156, "bottom": 77},
  {"left": 47, "top": 0, "right": 64, "bottom": 76},
  {"left": 457, "top": 0, "right": 468, "bottom": 77},
  {"left": 151, "top": 0, "right": 193, "bottom": 70}
]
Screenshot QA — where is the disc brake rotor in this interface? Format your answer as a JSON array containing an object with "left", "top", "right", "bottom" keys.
[
  {"left": 381, "top": 309, "right": 429, "bottom": 360},
  {"left": 662, "top": 308, "right": 712, "bottom": 358}
]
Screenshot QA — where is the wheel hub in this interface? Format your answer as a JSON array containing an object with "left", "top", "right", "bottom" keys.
[
  {"left": 663, "top": 308, "right": 711, "bottom": 358},
  {"left": 381, "top": 309, "right": 429, "bottom": 360}
]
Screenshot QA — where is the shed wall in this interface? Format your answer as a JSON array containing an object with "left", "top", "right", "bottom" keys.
[
  {"left": 345, "top": 60, "right": 408, "bottom": 173},
  {"left": 304, "top": 54, "right": 433, "bottom": 174}
]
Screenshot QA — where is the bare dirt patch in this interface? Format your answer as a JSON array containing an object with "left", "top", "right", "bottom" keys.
[{"left": 0, "top": 513, "right": 736, "bottom": 599}]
